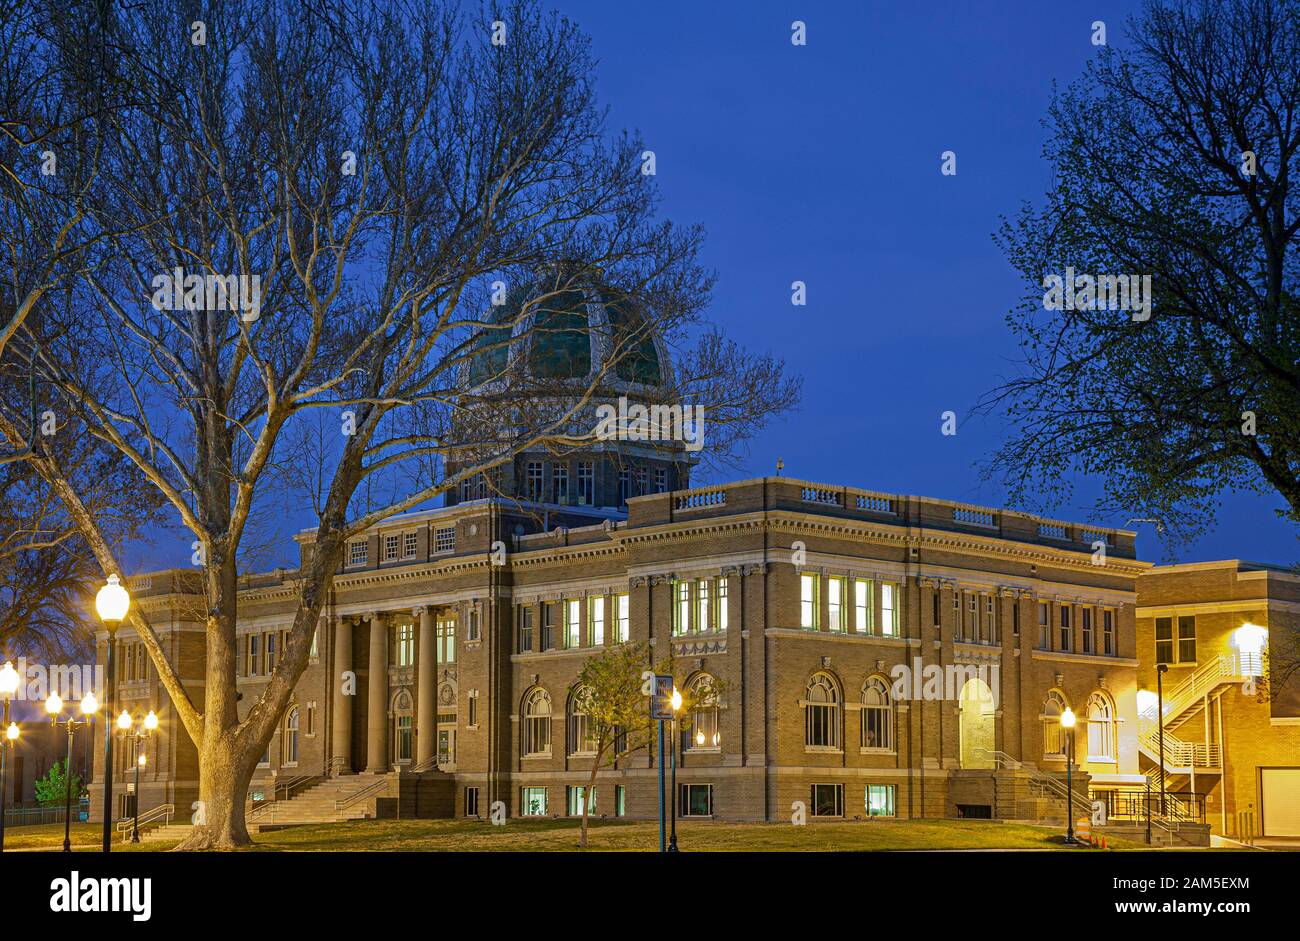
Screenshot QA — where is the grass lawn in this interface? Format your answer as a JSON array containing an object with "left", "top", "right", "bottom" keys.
[{"left": 10, "top": 816, "right": 1152, "bottom": 852}]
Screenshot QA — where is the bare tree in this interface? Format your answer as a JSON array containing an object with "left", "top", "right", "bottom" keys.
[{"left": 5, "top": 0, "right": 796, "bottom": 849}]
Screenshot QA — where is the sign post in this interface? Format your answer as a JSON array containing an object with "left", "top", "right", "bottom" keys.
[{"left": 650, "top": 674, "right": 673, "bottom": 853}]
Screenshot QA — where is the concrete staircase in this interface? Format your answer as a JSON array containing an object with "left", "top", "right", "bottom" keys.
[
  {"left": 138, "top": 823, "right": 196, "bottom": 844},
  {"left": 246, "top": 773, "right": 398, "bottom": 830}
]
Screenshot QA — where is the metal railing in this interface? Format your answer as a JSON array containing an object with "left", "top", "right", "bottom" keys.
[
  {"left": 1097, "top": 788, "right": 1205, "bottom": 825},
  {"left": 1137, "top": 725, "right": 1222, "bottom": 769},
  {"left": 975, "top": 748, "right": 1094, "bottom": 820},
  {"left": 1139, "top": 653, "right": 1260, "bottom": 728},
  {"left": 115, "top": 803, "right": 175, "bottom": 841},
  {"left": 335, "top": 776, "right": 390, "bottom": 811},
  {"left": 247, "top": 774, "right": 320, "bottom": 820}
]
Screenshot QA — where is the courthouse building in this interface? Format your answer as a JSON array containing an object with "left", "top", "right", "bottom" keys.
[{"left": 86, "top": 287, "right": 1299, "bottom": 838}]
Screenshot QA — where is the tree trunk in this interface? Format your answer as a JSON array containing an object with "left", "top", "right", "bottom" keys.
[
  {"left": 579, "top": 748, "right": 603, "bottom": 848},
  {"left": 174, "top": 734, "right": 256, "bottom": 850}
]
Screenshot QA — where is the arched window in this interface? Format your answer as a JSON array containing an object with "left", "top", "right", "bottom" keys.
[
  {"left": 1086, "top": 692, "right": 1115, "bottom": 761},
  {"left": 685, "top": 674, "right": 720, "bottom": 751},
  {"left": 282, "top": 707, "right": 300, "bottom": 765},
  {"left": 804, "top": 673, "right": 841, "bottom": 749},
  {"left": 523, "top": 688, "right": 552, "bottom": 757},
  {"left": 568, "top": 686, "right": 598, "bottom": 756},
  {"left": 861, "top": 677, "right": 894, "bottom": 751},
  {"left": 1041, "top": 690, "right": 1068, "bottom": 757},
  {"left": 392, "top": 689, "right": 414, "bottom": 763}
]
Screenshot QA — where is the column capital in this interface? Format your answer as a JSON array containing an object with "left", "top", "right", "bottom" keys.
[{"left": 412, "top": 605, "right": 428, "bottom": 618}]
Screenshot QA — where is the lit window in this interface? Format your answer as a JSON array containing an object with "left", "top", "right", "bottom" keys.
[
  {"left": 588, "top": 596, "right": 605, "bottom": 646},
  {"left": 696, "top": 579, "right": 709, "bottom": 634},
  {"left": 684, "top": 674, "right": 720, "bottom": 751},
  {"left": 282, "top": 707, "right": 299, "bottom": 764},
  {"left": 828, "top": 577, "right": 845, "bottom": 632},
  {"left": 675, "top": 580, "right": 690, "bottom": 635},
  {"left": 615, "top": 594, "right": 629, "bottom": 643},
  {"left": 566, "top": 786, "right": 595, "bottom": 816},
  {"left": 436, "top": 616, "right": 456, "bottom": 664},
  {"left": 1041, "top": 691, "right": 1068, "bottom": 757},
  {"left": 568, "top": 688, "right": 598, "bottom": 755},
  {"left": 880, "top": 583, "right": 898, "bottom": 637},
  {"left": 395, "top": 622, "right": 414, "bottom": 666},
  {"left": 521, "top": 786, "right": 548, "bottom": 815},
  {"left": 715, "top": 578, "right": 728, "bottom": 632},
  {"left": 800, "top": 574, "right": 818, "bottom": 630},
  {"left": 855, "top": 580, "right": 871, "bottom": 633},
  {"left": 866, "top": 784, "right": 896, "bottom": 817}
]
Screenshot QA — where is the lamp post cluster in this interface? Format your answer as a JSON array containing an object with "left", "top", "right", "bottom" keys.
[
  {"left": 0, "top": 574, "right": 138, "bottom": 854},
  {"left": 1059, "top": 706, "right": 1077, "bottom": 845}
]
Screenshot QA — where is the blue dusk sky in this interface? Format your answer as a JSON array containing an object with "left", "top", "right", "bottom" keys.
[{"left": 551, "top": 0, "right": 1298, "bottom": 566}]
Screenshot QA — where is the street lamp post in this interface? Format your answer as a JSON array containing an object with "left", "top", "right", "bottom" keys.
[
  {"left": 95, "top": 574, "right": 131, "bottom": 854},
  {"left": 1060, "top": 706, "right": 1077, "bottom": 845},
  {"left": 120, "top": 710, "right": 157, "bottom": 844},
  {"left": 46, "top": 690, "right": 99, "bottom": 853},
  {"left": 668, "top": 687, "right": 682, "bottom": 853},
  {"left": 1156, "top": 663, "right": 1168, "bottom": 817},
  {"left": 0, "top": 661, "right": 20, "bottom": 852}
]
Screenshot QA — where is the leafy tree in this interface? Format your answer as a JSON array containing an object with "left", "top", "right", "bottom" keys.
[
  {"left": 982, "top": 0, "right": 1300, "bottom": 546},
  {"left": 34, "top": 758, "right": 81, "bottom": 808},
  {"left": 570, "top": 644, "right": 723, "bottom": 848}
]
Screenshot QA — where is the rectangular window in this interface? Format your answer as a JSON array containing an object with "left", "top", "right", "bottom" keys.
[
  {"left": 542, "top": 604, "right": 555, "bottom": 650},
  {"left": 348, "top": 540, "right": 368, "bottom": 566},
  {"left": 565, "top": 599, "right": 581, "bottom": 648},
  {"left": 306, "top": 703, "right": 316, "bottom": 735},
  {"left": 866, "top": 784, "right": 896, "bottom": 817},
  {"left": 696, "top": 579, "right": 710, "bottom": 634},
  {"left": 653, "top": 468, "right": 667, "bottom": 493},
  {"left": 384, "top": 533, "right": 399, "bottom": 561},
  {"left": 811, "top": 783, "right": 844, "bottom": 817},
  {"left": 618, "top": 469, "right": 631, "bottom": 505},
  {"left": 1102, "top": 609, "right": 1114, "bottom": 655},
  {"left": 464, "top": 786, "right": 480, "bottom": 817},
  {"left": 681, "top": 783, "right": 713, "bottom": 817},
  {"left": 715, "top": 578, "right": 728, "bottom": 632},
  {"left": 521, "top": 787, "right": 548, "bottom": 817},
  {"left": 577, "top": 462, "right": 594, "bottom": 505},
  {"left": 467, "top": 606, "right": 480, "bottom": 642},
  {"left": 615, "top": 785, "right": 626, "bottom": 817},
  {"left": 589, "top": 596, "right": 605, "bottom": 646},
  {"left": 1155, "top": 616, "right": 1173, "bottom": 663},
  {"left": 675, "top": 580, "right": 690, "bottom": 636},
  {"left": 553, "top": 465, "right": 569, "bottom": 503},
  {"left": 1177, "top": 615, "right": 1197, "bottom": 664},
  {"left": 396, "top": 715, "right": 413, "bottom": 761},
  {"left": 264, "top": 632, "right": 276, "bottom": 672},
  {"left": 248, "top": 634, "right": 260, "bottom": 676},
  {"left": 985, "top": 596, "right": 997, "bottom": 643},
  {"left": 519, "top": 607, "right": 534, "bottom": 653},
  {"left": 434, "top": 527, "right": 455, "bottom": 553},
  {"left": 468, "top": 691, "right": 478, "bottom": 727},
  {"left": 855, "top": 580, "right": 871, "bottom": 633},
  {"left": 1038, "top": 602, "right": 1049, "bottom": 649},
  {"left": 1059, "top": 606, "right": 1072, "bottom": 651},
  {"left": 437, "top": 617, "right": 456, "bottom": 664},
  {"left": 880, "top": 583, "right": 898, "bottom": 637},
  {"left": 403, "top": 531, "right": 418, "bottom": 559},
  {"left": 634, "top": 467, "right": 647, "bottom": 498},
  {"left": 828, "top": 577, "right": 845, "bottom": 633},
  {"left": 396, "top": 622, "right": 414, "bottom": 666},
  {"left": 615, "top": 594, "right": 629, "bottom": 643},
  {"left": 526, "top": 461, "right": 543, "bottom": 501},
  {"left": 566, "top": 786, "right": 595, "bottom": 816},
  {"left": 967, "top": 594, "right": 978, "bottom": 642},
  {"left": 800, "top": 573, "right": 819, "bottom": 630},
  {"left": 1081, "top": 608, "right": 1093, "bottom": 654}
]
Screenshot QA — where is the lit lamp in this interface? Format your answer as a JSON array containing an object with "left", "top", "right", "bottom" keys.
[
  {"left": 119, "top": 709, "right": 159, "bottom": 843},
  {"left": 669, "top": 687, "right": 683, "bottom": 853},
  {"left": 95, "top": 574, "right": 130, "bottom": 854},
  {"left": 1060, "top": 706, "right": 1077, "bottom": 845},
  {"left": 46, "top": 690, "right": 99, "bottom": 852},
  {"left": 0, "top": 661, "right": 20, "bottom": 853},
  {"left": 1234, "top": 623, "right": 1268, "bottom": 677}
]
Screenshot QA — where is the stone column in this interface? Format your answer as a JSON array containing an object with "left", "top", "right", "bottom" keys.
[
  {"left": 365, "top": 612, "right": 389, "bottom": 773},
  {"left": 331, "top": 617, "right": 354, "bottom": 774},
  {"left": 415, "top": 606, "right": 437, "bottom": 767}
]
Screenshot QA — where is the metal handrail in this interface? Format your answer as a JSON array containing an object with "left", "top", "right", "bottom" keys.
[
  {"left": 335, "top": 776, "right": 389, "bottom": 811},
  {"left": 975, "top": 748, "right": 1093, "bottom": 819},
  {"left": 116, "top": 803, "right": 174, "bottom": 839}
]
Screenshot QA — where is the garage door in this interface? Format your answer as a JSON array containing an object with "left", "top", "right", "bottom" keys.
[{"left": 1260, "top": 769, "right": 1300, "bottom": 837}]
